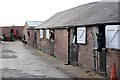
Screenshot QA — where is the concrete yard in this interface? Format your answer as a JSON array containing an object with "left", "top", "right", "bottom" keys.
[{"left": 0, "top": 41, "right": 104, "bottom": 79}]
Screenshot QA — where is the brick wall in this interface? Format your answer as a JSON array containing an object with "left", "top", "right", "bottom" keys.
[
  {"left": 54, "top": 29, "right": 68, "bottom": 63},
  {"left": 15, "top": 26, "right": 24, "bottom": 37},
  {"left": 106, "top": 49, "right": 120, "bottom": 78},
  {"left": 2, "top": 27, "right": 11, "bottom": 37},
  {"left": 42, "top": 30, "right": 54, "bottom": 55},
  {"left": 36, "top": 29, "right": 54, "bottom": 55},
  {"left": 0, "top": 28, "right": 2, "bottom": 35},
  {"left": 2, "top": 26, "right": 24, "bottom": 38},
  {"left": 36, "top": 29, "right": 68, "bottom": 63},
  {"left": 77, "top": 26, "right": 120, "bottom": 78},
  {"left": 36, "top": 30, "right": 41, "bottom": 49},
  {"left": 78, "top": 27, "right": 95, "bottom": 70},
  {"left": 28, "top": 30, "right": 34, "bottom": 47},
  {"left": 31, "top": 27, "right": 120, "bottom": 78}
]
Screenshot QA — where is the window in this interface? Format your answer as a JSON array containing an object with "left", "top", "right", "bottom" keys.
[
  {"left": 106, "top": 25, "right": 120, "bottom": 49},
  {"left": 46, "top": 29, "right": 50, "bottom": 39},
  {"left": 40, "top": 30, "right": 43, "bottom": 38},
  {"left": 77, "top": 27, "right": 86, "bottom": 44}
]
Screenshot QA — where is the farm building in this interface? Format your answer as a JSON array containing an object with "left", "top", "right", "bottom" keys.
[
  {"left": 32, "top": 1, "right": 120, "bottom": 78},
  {"left": 1, "top": 25, "right": 24, "bottom": 41},
  {"left": 23, "top": 21, "right": 43, "bottom": 46}
]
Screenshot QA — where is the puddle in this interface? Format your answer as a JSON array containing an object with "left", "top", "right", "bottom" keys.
[
  {"left": 2, "top": 53, "right": 17, "bottom": 58},
  {"left": 2, "top": 68, "right": 47, "bottom": 78},
  {"left": 2, "top": 50, "right": 17, "bottom": 58},
  {"left": 2, "top": 50, "right": 16, "bottom": 53}
]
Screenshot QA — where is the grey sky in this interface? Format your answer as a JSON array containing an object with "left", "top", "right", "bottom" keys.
[{"left": 0, "top": 0, "right": 100, "bottom": 26}]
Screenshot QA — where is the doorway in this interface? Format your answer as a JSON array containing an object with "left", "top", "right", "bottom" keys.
[
  {"left": 68, "top": 27, "right": 78, "bottom": 66},
  {"left": 93, "top": 25, "right": 107, "bottom": 76},
  {"left": 11, "top": 29, "right": 14, "bottom": 34},
  {"left": 34, "top": 30, "right": 37, "bottom": 49}
]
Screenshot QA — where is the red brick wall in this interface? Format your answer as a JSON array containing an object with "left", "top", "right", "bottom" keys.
[
  {"left": 54, "top": 29, "right": 68, "bottom": 63},
  {"left": 106, "top": 49, "right": 120, "bottom": 78},
  {"left": 36, "top": 30, "right": 40, "bottom": 49},
  {"left": 15, "top": 26, "right": 24, "bottom": 37},
  {"left": 36, "top": 29, "right": 54, "bottom": 55},
  {"left": 33, "top": 27, "right": 120, "bottom": 78},
  {"left": 42, "top": 30, "right": 54, "bottom": 54},
  {"left": 36, "top": 30, "right": 44, "bottom": 50},
  {"left": 2, "top": 26, "right": 24, "bottom": 38},
  {"left": 77, "top": 26, "right": 120, "bottom": 78},
  {"left": 78, "top": 27, "right": 94, "bottom": 70},
  {"left": 36, "top": 30, "right": 43, "bottom": 50},
  {"left": 2, "top": 27, "right": 11, "bottom": 37},
  {"left": 36, "top": 29, "right": 68, "bottom": 63},
  {"left": 28, "top": 30, "right": 34, "bottom": 46}
]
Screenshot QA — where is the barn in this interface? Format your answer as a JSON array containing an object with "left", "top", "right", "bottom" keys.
[
  {"left": 33, "top": 1, "right": 120, "bottom": 78},
  {"left": 23, "top": 21, "right": 43, "bottom": 45}
]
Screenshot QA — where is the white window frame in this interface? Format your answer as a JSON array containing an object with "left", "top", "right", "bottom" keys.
[
  {"left": 40, "top": 30, "right": 43, "bottom": 38},
  {"left": 77, "top": 27, "right": 86, "bottom": 44},
  {"left": 105, "top": 25, "right": 120, "bottom": 49},
  {"left": 46, "top": 29, "right": 50, "bottom": 39}
]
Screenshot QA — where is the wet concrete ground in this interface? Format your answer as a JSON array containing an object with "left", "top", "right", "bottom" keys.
[
  {"left": 0, "top": 41, "right": 70, "bottom": 79},
  {"left": 0, "top": 41, "right": 104, "bottom": 80}
]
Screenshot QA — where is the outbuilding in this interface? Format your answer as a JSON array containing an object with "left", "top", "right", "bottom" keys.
[
  {"left": 35, "top": 1, "right": 120, "bottom": 78},
  {"left": 23, "top": 21, "right": 43, "bottom": 46},
  {"left": 1, "top": 25, "right": 24, "bottom": 41}
]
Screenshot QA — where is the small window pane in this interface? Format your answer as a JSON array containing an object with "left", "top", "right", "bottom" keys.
[
  {"left": 46, "top": 30, "right": 50, "bottom": 39},
  {"left": 77, "top": 27, "right": 86, "bottom": 44},
  {"left": 40, "top": 30, "right": 43, "bottom": 38}
]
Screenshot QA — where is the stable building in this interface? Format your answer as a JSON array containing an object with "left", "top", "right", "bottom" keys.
[
  {"left": 34, "top": 1, "right": 120, "bottom": 78},
  {"left": 1, "top": 25, "right": 24, "bottom": 41},
  {"left": 23, "top": 21, "right": 43, "bottom": 46}
]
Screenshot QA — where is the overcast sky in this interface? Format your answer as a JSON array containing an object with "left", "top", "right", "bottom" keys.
[{"left": 0, "top": 0, "right": 100, "bottom": 26}]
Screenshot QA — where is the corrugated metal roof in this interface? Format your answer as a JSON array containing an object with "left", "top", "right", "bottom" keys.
[
  {"left": 37, "top": 1, "right": 120, "bottom": 29},
  {"left": 27, "top": 21, "right": 43, "bottom": 27}
]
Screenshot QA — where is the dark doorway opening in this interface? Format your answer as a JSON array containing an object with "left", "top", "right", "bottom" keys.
[
  {"left": 98, "top": 25, "right": 106, "bottom": 49},
  {"left": 27, "top": 31, "right": 30, "bottom": 37},
  {"left": 10, "top": 29, "right": 14, "bottom": 41},
  {"left": 34, "top": 31, "right": 37, "bottom": 49},
  {"left": 11, "top": 29, "right": 14, "bottom": 34},
  {"left": 94, "top": 25, "right": 107, "bottom": 76},
  {"left": 68, "top": 27, "right": 79, "bottom": 66}
]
